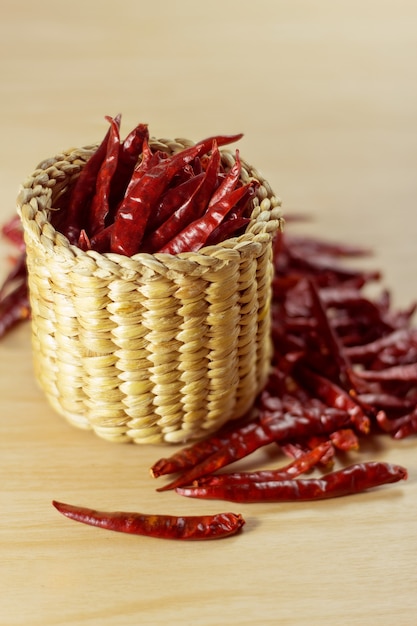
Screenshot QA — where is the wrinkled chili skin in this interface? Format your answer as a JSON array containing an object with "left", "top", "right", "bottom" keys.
[
  {"left": 52, "top": 501, "right": 244, "bottom": 540},
  {"left": 0, "top": 281, "right": 30, "bottom": 338},
  {"left": 194, "top": 441, "right": 333, "bottom": 486},
  {"left": 63, "top": 113, "right": 121, "bottom": 244},
  {"left": 157, "top": 422, "right": 273, "bottom": 492},
  {"left": 150, "top": 417, "right": 256, "bottom": 478},
  {"left": 88, "top": 115, "right": 121, "bottom": 236},
  {"left": 144, "top": 144, "right": 221, "bottom": 253},
  {"left": 111, "top": 133, "right": 243, "bottom": 256},
  {"left": 176, "top": 462, "right": 407, "bottom": 503},
  {"left": 159, "top": 182, "right": 252, "bottom": 255}
]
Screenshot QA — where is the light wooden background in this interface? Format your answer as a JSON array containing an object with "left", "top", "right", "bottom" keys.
[{"left": 1, "top": 2, "right": 416, "bottom": 625}]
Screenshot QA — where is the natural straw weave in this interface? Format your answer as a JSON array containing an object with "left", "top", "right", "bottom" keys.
[{"left": 17, "top": 138, "right": 283, "bottom": 444}]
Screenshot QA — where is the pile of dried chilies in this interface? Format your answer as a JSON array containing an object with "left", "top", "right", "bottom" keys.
[
  {"left": 1, "top": 117, "right": 415, "bottom": 540},
  {"left": 149, "top": 227, "right": 414, "bottom": 506}
]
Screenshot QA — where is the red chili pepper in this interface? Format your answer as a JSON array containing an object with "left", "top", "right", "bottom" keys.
[
  {"left": 77, "top": 229, "right": 91, "bottom": 251},
  {"left": 52, "top": 500, "right": 244, "bottom": 540},
  {"left": 88, "top": 115, "right": 121, "bottom": 236},
  {"left": 150, "top": 415, "right": 256, "bottom": 478},
  {"left": 194, "top": 441, "right": 333, "bottom": 486},
  {"left": 1, "top": 214, "right": 25, "bottom": 252},
  {"left": 0, "top": 281, "right": 30, "bottom": 338},
  {"left": 111, "top": 133, "right": 243, "bottom": 256},
  {"left": 296, "top": 367, "right": 371, "bottom": 434},
  {"left": 329, "top": 428, "right": 359, "bottom": 451},
  {"left": 204, "top": 216, "right": 251, "bottom": 247},
  {"left": 88, "top": 224, "right": 113, "bottom": 253},
  {"left": 175, "top": 462, "right": 407, "bottom": 503},
  {"left": 354, "top": 363, "right": 417, "bottom": 383},
  {"left": 206, "top": 149, "right": 241, "bottom": 208},
  {"left": 258, "top": 398, "right": 351, "bottom": 442},
  {"left": 157, "top": 421, "right": 274, "bottom": 492},
  {"left": 0, "top": 252, "right": 27, "bottom": 300},
  {"left": 158, "top": 182, "right": 253, "bottom": 255},
  {"left": 144, "top": 142, "right": 221, "bottom": 252},
  {"left": 306, "top": 278, "right": 354, "bottom": 388},
  {"left": 344, "top": 328, "right": 417, "bottom": 363},
  {"left": 63, "top": 113, "right": 121, "bottom": 244},
  {"left": 376, "top": 407, "right": 417, "bottom": 439},
  {"left": 145, "top": 172, "right": 205, "bottom": 234},
  {"left": 108, "top": 122, "right": 149, "bottom": 210}
]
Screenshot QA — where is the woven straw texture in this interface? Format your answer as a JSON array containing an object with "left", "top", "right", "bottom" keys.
[{"left": 17, "top": 138, "right": 283, "bottom": 444}]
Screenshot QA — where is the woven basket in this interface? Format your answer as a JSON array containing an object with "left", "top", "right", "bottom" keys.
[{"left": 17, "top": 137, "right": 283, "bottom": 444}]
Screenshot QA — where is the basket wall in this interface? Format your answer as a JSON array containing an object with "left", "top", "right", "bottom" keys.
[{"left": 17, "top": 139, "right": 283, "bottom": 444}]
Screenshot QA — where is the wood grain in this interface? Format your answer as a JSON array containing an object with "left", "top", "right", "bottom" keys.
[{"left": 1, "top": 2, "right": 416, "bottom": 624}]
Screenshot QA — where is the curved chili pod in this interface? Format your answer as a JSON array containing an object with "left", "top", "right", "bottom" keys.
[
  {"left": 52, "top": 501, "right": 244, "bottom": 540},
  {"left": 111, "top": 133, "right": 243, "bottom": 256},
  {"left": 176, "top": 462, "right": 407, "bottom": 503}
]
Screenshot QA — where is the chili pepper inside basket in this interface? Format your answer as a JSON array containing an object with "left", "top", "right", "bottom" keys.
[{"left": 17, "top": 116, "right": 283, "bottom": 444}]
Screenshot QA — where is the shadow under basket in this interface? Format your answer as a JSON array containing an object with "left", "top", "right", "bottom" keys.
[{"left": 17, "top": 138, "right": 283, "bottom": 444}]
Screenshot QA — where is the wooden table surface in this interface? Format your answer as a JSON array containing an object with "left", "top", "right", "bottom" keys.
[{"left": 1, "top": 2, "right": 416, "bottom": 624}]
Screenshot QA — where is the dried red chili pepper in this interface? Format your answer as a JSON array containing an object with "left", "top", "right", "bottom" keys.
[
  {"left": 111, "top": 133, "right": 243, "bottom": 256},
  {"left": 0, "top": 281, "right": 30, "bottom": 338},
  {"left": 108, "top": 122, "right": 149, "bottom": 209},
  {"left": 296, "top": 367, "right": 371, "bottom": 434},
  {"left": 150, "top": 414, "right": 256, "bottom": 478},
  {"left": 145, "top": 172, "right": 205, "bottom": 234},
  {"left": 1, "top": 214, "right": 25, "bottom": 252},
  {"left": 62, "top": 113, "right": 121, "bottom": 244},
  {"left": 193, "top": 441, "right": 333, "bottom": 486},
  {"left": 354, "top": 363, "right": 417, "bottom": 384},
  {"left": 176, "top": 462, "right": 407, "bottom": 503},
  {"left": 377, "top": 408, "right": 417, "bottom": 439},
  {"left": 156, "top": 421, "right": 274, "bottom": 492},
  {"left": 258, "top": 397, "right": 351, "bottom": 442},
  {"left": 88, "top": 115, "right": 121, "bottom": 236},
  {"left": 143, "top": 142, "right": 221, "bottom": 252},
  {"left": 52, "top": 500, "right": 244, "bottom": 540},
  {"left": 158, "top": 182, "right": 253, "bottom": 255},
  {"left": 204, "top": 215, "right": 251, "bottom": 247},
  {"left": 0, "top": 252, "right": 27, "bottom": 300},
  {"left": 329, "top": 428, "right": 359, "bottom": 451},
  {"left": 206, "top": 149, "right": 241, "bottom": 208},
  {"left": 157, "top": 404, "right": 351, "bottom": 493}
]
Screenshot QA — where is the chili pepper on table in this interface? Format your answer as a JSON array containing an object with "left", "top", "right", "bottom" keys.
[
  {"left": 258, "top": 397, "right": 352, "bottom": 443},
  {"left": 0, "top": 252, "right": 27, "bottom": 300},
  {"left": 329, "top": 428, "right": 359, "bottom": 452},
  {"left": 156, "top": 421, "right": 274, "bottom": 492},
  {"left": 193, "top": 441, "right": 333, "bottom": 486},
  {"left": 149, "top": 414, "right": 257, "bottom": 478},
  {"left": 110, "top": 132, "right": 243, "bottom": 256},
  {"left": 0, "top": 281, "right": 30, "bottom": 338},
  {"left": 295, "top": 367, "right": 371, "bottom": 435},
  {"left": 175, "top": 462, "right": 407, "bottom": 503},
  {"left": 156, "top": 405, "right": 351, "bottom": 492},
  {"left": 306, "top": 278, "right": 354, "bottom": 389},
  {"left": 1, "top": 214, "right": 25, "bottom": 252},
  {"left": 377, "top": 407, "right": 417, "bottom": 439},
  {"left": 52, "top": 500, "right": 244, "bottom": 540}
]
